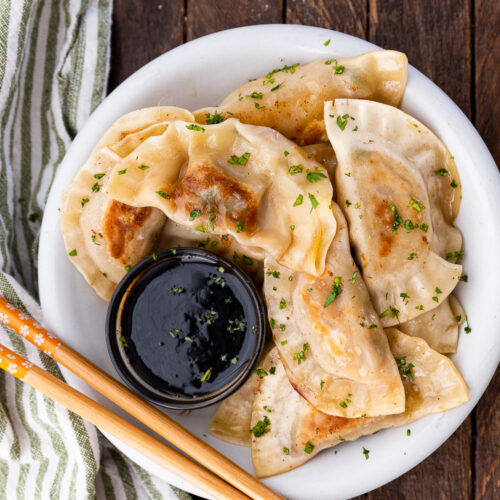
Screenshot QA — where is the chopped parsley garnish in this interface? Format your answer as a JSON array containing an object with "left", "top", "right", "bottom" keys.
[
  {"left": 200, "top": 369, "right": 211, "bottom": 382},
  {"left": 279, "top": 298, "right": 286, "bottom": 309},
  {"left": 435, "top": 287, "right": 442, "bottom": 294},
  {"left": 265, "top": 63, "right": 299, "bottom": 80},
  {"left": 420, "top": 223, "right": 429, "bottom": 232},
  {"left": 308, "top": 193, "right": 319, "bottom": 211},
  {"left": 290, "top": 224, "right": 295, "bottom": 231},
  {"left": 304, "top": 442, "right": 314, "bottom": 454},
  {"left": 416, "top": 304, "right": 424, "bottom": 311},
  {"left": 434, "top": 168, "right": 448, "bottom": 176},
  {"left": 236, "top": 220, "right": 245, "bottom": 233},
  {"left": 118, "top": 335, "right": 129, "bottom": 348},
  {"left": 93, "top": 173, "right": 105, "bottom": 179},
  {"left": 68, "top": 249, "right": 77, "bottom": 256},
  {"left": 91, "top": 234, "right": 100, "bottom": 246},
  {"left": 228, "top": 152, "right": 251, "bottom": 165},
  {"left": 345, "top": 199, "right": 352, "bottom": 207},
  {"left": 293, "top": 343, "right": 309, "bottom": 364},
  {"left": 283, "top": 447, "right": 290, "bottom": 455},
  {"left": 205, "top": 111, "right": 224, "bottom": 124},
  {"left": 243, "top": 255, "right": 253, "bottom": 265},
  {"left": 170, "top": 286, "right": 184, "bottom": 295},
  {"left": 124, "top": 265, "right": 131, "bottom": 271},
  {"left": 254, "top": 368, "right": 268, "bottom": 378},
  {"left": 196, "top": 225, "right": 207, "bottom": 232},
  {"left": 156, "top": 190, "right": 170, "bottom": 199},
  {"left": 284, "top": 150, "right": 290, "bottom": 157},
  {"left": 186, "top": 124, "right": 205, "bottom": 132},
  {"left": 293, "top": 194, "right": 304, "bottom": 207},
  {"left": 324, "top": 59, "right": 344, "bottom": 73},
  {"left": 402, "top": 219, "right": 417, "bottom": 232},
  {"left": 81, "top": 197, "right": 89, "bottom": 208},
  {"left": 408, "top": 252, "right": 417, "bottom": 260},
  {"left": 269, "top": 367, "right": 276, "bottom": 375},
  {"left": 324, "top": 277, "right": 342, "bottom": 307},
  {"left": 368, "top": 325, "right": 378, "bottom": 329},
  {"left": 409, "top": 198, "right": 425, "bottom": 212},
  {"left": 407, "top": 429, "right": 411, "bottom": 436},
  {"left": 250, "top": 416, "right": 271, "bottom": 437},
  {"left": 189, "top": 209, "right": 201, "bottom": 220},
  {"left": 396, "top": 357, "right": 415, "bottom": 381},
  {"left": 247, "top": 91, "right": 263, "bottom": 99},
  {"left": 379, "top": 307, "right": 400, "bottom": 322},
  {"left": 451, "top": 179, "right": 458, "bottom": 188},
  {"left": 354, "top": 202, "right": 361, "bottom": 209},
  {"left": 464, "top": 317, "right": 472, "bottom": 334},
  {"left": 281, "top": 340, "right": 288, "bottom": 345},
  {"left": 306, "top": 169, "right": 327, "bottom": 183},
  {"left": 390, "top": 204, "right": 402, "bottom": 233},
  {"left": 320, "top": 380, "right": 325, "bottom": 390},
  {"left": 323, "top": 39, "right": 331, "bottom": 46},
  {"left": 362, "top": 447, "right": 370, "bottom": 460},
  {"left": 459, "top": 274, "right": 468, "bottom": 282},
  {"left": 209, "top": 215, "right": 215, "bottom": 231},
  {"left": 351, "top": 271, "right": 358, "bottom": 284},
  {"left": 266, "top": 270, "right": 280, "bottom": 278},
  {"left": 118, "top": 169, "right": 127, "bottom": 175},
  {"left": 278, "top": 324, "right": 286, "bottom": 331},
  {"left": 400, "top": 293, "right": 410, "bottom": 304},
  {"left": 138, "top": 164, "right": 149, "bottom": 170},
  {"left": 446, "top": 249, "right": 464, "bottom": 261},
  {"left": 231, "top": 357, "right": 238, "bottom": 364},
  {"left": 336, "top": 114, "right": 351, "bottom": 131},
  {"left": 288, "top": 164, "right": 303, "bottom": 175},
  {"left": 271, "top": 83, "right": 283, "bottom": 91},
  {"left": 254, "top": 102, "right": 262, "bottom": 109},
  {"left": 270, "top": 318, "right": 276, "bottom": 328},
  {"left": 91, "top": 182, "right": 101, "bottom": 193}
]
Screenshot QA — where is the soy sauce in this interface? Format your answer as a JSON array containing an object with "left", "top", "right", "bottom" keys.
[{"left": 119, "top": 251, "right": 261, "bottom": 398}]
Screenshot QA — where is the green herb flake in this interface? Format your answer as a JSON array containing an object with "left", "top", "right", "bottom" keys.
[
  {"left": 320, "top": 380, "right": 325, "bottom": 390},
  {"left": 396, "top": 356, "right": 415, "bottom": 381},
  {"left": 283, "top": 447, "right": 290, "bottom": 455},
  {"left": 409, "top": 198, "right": 425, "bottom": 212},
  {"left": 408, "top": 252, "right": 417, "bottom": 260},
  {"left": 390, "top": 204, "right": 403, "bottom": 233},
  {"left": 269, "top": 367, "right": 276, "bottom": 375},
  {"left": 228, "top": 152, "right": 251, "bottom": 165},
  {"left": 446, "top": 249, "right": 464, "bottom": 261},
  {"left": 93, "top": 173, "right": 105, "bottom": 179},
  {"left": 308, "top": 193, "right": 319, "bottom": 211},
  {"left": 250, "top": 416, "right": 271, "bottom": 437},
  {"left": 200, "top": 369, "right": 211, "bottom": 382},
  {"left": 156, "top": 190, "right": 170, "bottom": 199},
  {"left": 289, "top": 164, "right": 304, "bottom": 175},
  {"left": 124, "top": 265, "right": 131, "bottom": 271},
  {"left": 247, "top": 91, "right": 263, "bottom": 99},
  {"left": 91, "top": 182, "right": 101, "bottom": 193},
  {"left": 304, "top": 442, "right": 314, "bottom": 454},
  {"left": 324, "top": 276, "right": 342, "bottom": 307},
  {"left": 81, "top": 197, "right": 90, "bottom": 208},
  {"left": 68, "top": 249, "right": 77, "bottom": 257},
  {"left": 293, "top": 343, "right": 309, "bottom": 365},
  {"left": 243, "top": 255, "right": 253, "bottom": 265},
  {"left": 293, "top": 194, "right": 304, "bottom": 207},
  {"left": 236, "top": 220, "right": 245, "bottom": 233},
  {"left": 407, "top": 429, "right": 411, "bottom": 436},
  {"left": 190, "top": 209, "right": 201, "bottom": 220},
  {"left": 186, "top": 124, "right": 205, "bottom": 132},
  {"left": 284, "top": 150, "right": 290, "bottom": 157},
  {"left": 118, "top": 169, "right": 127, "bottom": 175},
  {"left": 205, "top": 111, "right": 224, "bottom": 124},
  {"left": 336, "top": 114, "right": 350, "bottom": 131},
  {"left": 434, "top": 168, "right": 448, "bottom": 176},
  {"left": 420, "top": 223, "right": 429, "bottom": 232},
  {"left": 266, "top": 270, "right": 280, "bottom": 278},
  {"left": 451, "top": 179, "right": 458, "bottom": 188},
  {"left": 459, "top": 274, "right": 468, "bottom": 282},
  {"left": 323, "top": 39, "right": 331, "bottom": 46},
  {"left": 306, "top": 168, "right": 327, "bottom": 183},
  {"left": 351, "top": 271, "right": 358, "bottom": 284},
  {"left": 290, "top": 224, "right": 295, "bottom": 231},
  {"left": 138, "top": 164, "right": 149, "bottom": 170},
  {"left": 271, "top": 83, "right": 283, "bottom": 91},
  {"left": 254, "top": 368, "right": 268, "bottom": 378},
  {"left": 362, "top": 447, "right": 370, "bottom": 460},
  {"left": 345, "top": 199, "right": 352, "bottom": 207},
  {"left": 281, "top": 340, "right": 288, "bottom": 345},
  {"left": 280, "top": 298, "right": 286, "bottom": 309}
]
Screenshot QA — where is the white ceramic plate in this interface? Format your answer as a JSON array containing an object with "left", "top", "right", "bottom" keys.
[{"left": 39, "top": 25, "right": 500, "bottom": 499}]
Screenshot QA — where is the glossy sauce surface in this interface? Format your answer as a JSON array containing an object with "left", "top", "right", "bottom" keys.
[{"left": 120, "top": 254, "right": 260, "bottom": 398}]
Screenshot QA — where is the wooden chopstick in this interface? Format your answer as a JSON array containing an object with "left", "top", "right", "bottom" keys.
[
  {"left": 0, "top": 297, "right": 283, "bottom": 500},
  {"left": 0, "top": 343, "right": 248, "bottom": 500}
]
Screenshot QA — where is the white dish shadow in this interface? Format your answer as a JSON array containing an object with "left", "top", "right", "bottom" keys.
[{"left": 38, "top": 25, "right": 500, "bottom": 499}]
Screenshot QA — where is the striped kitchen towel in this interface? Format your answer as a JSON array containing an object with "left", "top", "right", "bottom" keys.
[{"left": 0, "top": 1, "right": 191, "bottom": 499}]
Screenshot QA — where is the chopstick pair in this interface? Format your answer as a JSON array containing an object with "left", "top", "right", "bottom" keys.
[{"left": 0, "top": 297, "right": 282, "bottom": 500}]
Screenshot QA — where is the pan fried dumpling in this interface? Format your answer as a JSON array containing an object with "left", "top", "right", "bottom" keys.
[
  {"left": 106, "top": 118, "right": 336, "bottom": 277},
  {"left": 195, "top": 51, "right": 408, "bottom": 146},
  {"left": 263, "top": 203, "right": 404, "bottom": 417},
  {"left": 325, "top": 99, "right": 462, "bottom": 326},
  {"left": 61, "top": 107, "right": 195, "bottom": 300},
  {"left": 399, "top": 295, "right": 464, "bottom": 354},
  {"left": 251, "top": 330, "right": 468, "bottom": 478}
]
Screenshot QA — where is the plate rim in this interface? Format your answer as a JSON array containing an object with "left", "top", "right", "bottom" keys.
[{"left": 38, "top": 24, "right": 500, "bottom": 500}]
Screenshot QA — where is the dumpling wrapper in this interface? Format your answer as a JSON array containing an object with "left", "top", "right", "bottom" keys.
[
  {"left": 195, "top": 50, "right": 408, "bottom": 146},
  {"left": 264, "top": 203, "right": 404, "bottom": 417},
  {"left": 60, "top": 107, "right": 194, "bottom": 300},
  {"left": 251, "top": 330, "right": 469, "bottom": 478},
  {"left": 399, "top": 295, "right": 465, "bottom": 354},
  {"left": 325, "top": 99, "right": 462, "bottom": 326},
  {"left": 105, "top": 117, "right": 336, "bottom": 277}
]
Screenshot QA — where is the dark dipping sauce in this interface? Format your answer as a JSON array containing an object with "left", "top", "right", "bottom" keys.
[{"left": 108, "top": 248, "right": 265, "bottom": 409}]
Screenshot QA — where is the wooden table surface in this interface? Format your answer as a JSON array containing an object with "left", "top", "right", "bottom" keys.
[{"left": 108, "top": 1, "right": 499, "bottom": 499}]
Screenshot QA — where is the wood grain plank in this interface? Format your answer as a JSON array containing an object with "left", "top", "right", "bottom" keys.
[
  {"left": 474, "top": 368, "right": 500, "bottom": 499},
  {"left": 108, "top": 0, "right": 184, "bottom": 91},
  {"left": 186, "top": 0, "right": 282, "bottom": 41},
  {"left": 368, "top": 0, "right": 472, "bottom": 118},
  {"left": 286, "top": 0, "right": 367, "bottom": 39},
  {"left": 475, "top": 0, "right": 500, "bottom": 163}
]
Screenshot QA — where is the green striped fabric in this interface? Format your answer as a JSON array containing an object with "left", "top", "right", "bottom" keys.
[{"left": 0, "top": 1, "right": 192, "bottom": 499}]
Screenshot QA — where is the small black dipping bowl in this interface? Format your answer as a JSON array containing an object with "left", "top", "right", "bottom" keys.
[{"left": 106, "top": 248, "right": 266, "bottom": 410}]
